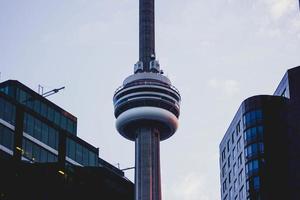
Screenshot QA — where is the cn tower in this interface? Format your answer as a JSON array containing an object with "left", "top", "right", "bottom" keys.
[{"left": 113, "top": 0, "right": 181, "bottom": 199}]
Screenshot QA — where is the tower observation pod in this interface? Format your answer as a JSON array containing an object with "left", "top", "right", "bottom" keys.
[{"left": 113, "top": 0, "right": 181, "bottom": 199}]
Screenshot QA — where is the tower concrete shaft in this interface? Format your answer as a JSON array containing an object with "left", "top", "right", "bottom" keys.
[{"left": 135, "top": 127, "right": 161, "bottom": 200}]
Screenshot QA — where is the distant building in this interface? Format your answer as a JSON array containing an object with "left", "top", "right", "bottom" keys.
[
  {"left": 0, "top": 80, "right": 133, "bottom": 199},
  {"left": 219, "top": 66, "right": 300, "bottom": 200}
]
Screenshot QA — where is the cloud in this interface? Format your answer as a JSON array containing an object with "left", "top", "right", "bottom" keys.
[
  {"left": 208, "top": 78, "right": 240, "bottom": 97},
  {"left": 261, "top": 0, "right": 297, "bottom": 19},
  {"left": 171, "top": 173, "right": 210, "bottom": 200}
]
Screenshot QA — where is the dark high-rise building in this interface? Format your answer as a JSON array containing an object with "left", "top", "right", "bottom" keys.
[
  {"left": 0, "top": 80, "right": 133, "bottom": 199},
  {"left": 113, "top": 0, "right": 181, "bottom": 200},
  {"left": 219, "top": 66, "right": 300, "bottom": 200}
]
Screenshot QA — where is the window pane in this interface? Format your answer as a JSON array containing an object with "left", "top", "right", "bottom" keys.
[
  {"left": 76, "top": 143, "right": 83, "bottom": 163},
  {"left": 41, "top": 123, "right": 49, "bottom": 144},
  {"left": 82, "top": 147, "right": 89, "bottom": 166},
  {"left": 89, "top": 151, "right": 97, "bottom": 166},
  {"left": 67, "top": 119, "right": 73, "bottom": 133},
  {"left": 40, "top": 148, "right": 47, "bottom": 162},
  {"left": 60, "top": 115, "right": 67, "bottom": 130},
  {"left": 48, "top": 127, "right": 58, "bottom": 150},
  {"left": 34, "top": 119, "right": 42, "bottom": 140},
  {"left": 54, "top": 111, "right": 60, "bottom": 125},
  {"left": 47, "top": 107, "right": 54, "bottom": 121},
  {"left": 0, "top": 125, "right": 14, "bottom": 150},
  {"left": 40, "top": 103, "right": 48, "bottom": 118},
  {"left": 34, "top": 100, "right": 41, "bottom": 113}
]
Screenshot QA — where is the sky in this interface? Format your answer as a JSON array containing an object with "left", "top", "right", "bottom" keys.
[{"left": 0, "top": 0, "right": 300, "bottom": 199}]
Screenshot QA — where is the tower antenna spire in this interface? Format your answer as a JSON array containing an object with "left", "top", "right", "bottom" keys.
[{"left": 139, "top": 0, "right": 155, "bottom": 71}]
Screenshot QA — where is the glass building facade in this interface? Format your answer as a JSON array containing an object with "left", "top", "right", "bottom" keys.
[
  {"left": 0, "top": 80, "right": 120, "bottom": 172},
  {"left": 220, "top": 66, "right": 300, "bottom": 200},
  {"left": 0, "top": 80, "right": 134, "bottom": 199}
]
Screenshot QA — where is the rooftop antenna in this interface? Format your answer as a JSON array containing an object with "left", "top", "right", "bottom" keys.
[
  {"left": 42, "top": 86, "right": 65, "bottom": 98},
  {"left": 38, "top": 84, "right": 44, "bottom": 95},
  {"left": 121, "top": 166, "right": 135, "bottom": 171}
]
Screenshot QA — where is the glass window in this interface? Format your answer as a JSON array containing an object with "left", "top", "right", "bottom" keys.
[
  {"left": 0, "top": 99, "right": 16, "bottom": 125},
  {"left": 0, "top": 98, "right": 4, "bottom": 118},
  {"left": 25, "top": 113, "right": 34, "bottom": 135},
  {"left": 24, "top": 93, "right": 34, "bottom": 109},
  {"left": 40, "top": 148, "right": 47, "bottom": 162},
  {"left": 246, "top": 160, "right": 259, "bottom": 175},
  {"left": 222, "top": 148, "right": 226, "bottom": 162},
  {"left": 234, "top": 179, "right": 237, "bottom": 192},
  {"left": 33, "top": 118, "right": 42, "bottom": 140},
  {"left": 48, "top": 153, "right": 55, "bottom": 162},
  {"left": 238, "top": 169, "right": 244, "bottom": 184},
  {"left": 67, "top": 119, "right": 73, "bottom": 133},
  {"left": 34, "top": 100, "right": 41, "bottom": 114},
  {"left": 239, "top": 186, "right": 244, "bottom": 200},
  {"left": 233, "top": 147, "right": 236, "bottom": 159},
  {"left": 24, "top": 139, "right": 33, "bottom": 159},
  {"left": 253, "top": 176, "right": 260, "bottom": 190},
  {"left": 47, "top": 107, "right": 54, "bottom": 121},
  {"left": 19, "top": 89, "right": 27, "bottom": 103},
  {"left": 0, "top": 124, "right": 14, "bottom": 150},
  {"left": 82, "top": 147, "right": 89, "bottom": 166},
  {"left": 41, "top": 123, "right": 49, "bottom": 145},
  {"left": 243, "top": 110, "right": 263, "bottom": 127},
  {"left": 237, "top": 137, "right": 242, "bottom": 152},
  {"left": 60, "top": 115, "right": 67, "bottom": 130},
  {"left": 89, "top": 151, "right": 97, "bottom": 166},
  {"left": 72, "top": 123, "right": 77, "bottom": 134},
  {"left": 244, "top": 126, "right": 264, "bottom": 142},
  {"left": 54, "top": 111, "right": 60, "bottom": 126},
  {"left": 222, "top": 164, "right": 227, "bottom": 177},
  {"left": 238, "top": 153, "right": 243, "bottom": 167},
  {"left": 76, "top": 143, "right": 83, "bottom": 163},
  {"left": 236, "top": 121, "right": 241, "bottom": 135},
  {"left": 227, "top": 140, "right": 230, "bottom": 152},
  {"left": 32, "top": 144, "right": 41, "bottom": 162},
  {"left": 48, "top": 127, "right": 58, "bottom": 150},
  {"left": 67, "top": 138, "right": 76, "bottom": 160},
  {"left": 223, "top": 179, "right": 227, "bottom": 193},
  {"left": 233, "top": 163, "right": 237, "bottom": 176},
  {"left": 40, "top": 102, "right": 48, "bottom": 118}
]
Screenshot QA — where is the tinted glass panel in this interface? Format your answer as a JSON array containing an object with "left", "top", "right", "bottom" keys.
[{"left": 0, "top": 124, "right": 14, "bottom": 150}]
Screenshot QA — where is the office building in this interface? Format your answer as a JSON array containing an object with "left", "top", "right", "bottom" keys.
[
  {"left": 219, "top": 66, "right": 300, "bottom": 200},
  {"left": 0, "top": 80, "right": 133, "bottom": 199},
  {"left": 113, "top": 0, "right": 181, "bottom": 199}
]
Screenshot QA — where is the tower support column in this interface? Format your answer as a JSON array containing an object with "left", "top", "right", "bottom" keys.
[{"left": 135, "top": 126, "right": 161, "bottom": 200}]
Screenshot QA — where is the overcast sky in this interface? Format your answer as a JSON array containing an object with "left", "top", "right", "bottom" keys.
[{"left": 1, "top": 0, "right": 300, "bottom": 199}]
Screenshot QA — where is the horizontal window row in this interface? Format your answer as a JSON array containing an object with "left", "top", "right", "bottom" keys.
[
  {"left": 0, "top": 124, "right": 14, "bottom": 150},
  {"left": 246, "top": 176, "right": 260, "bottom": 192},
  {"left": 243, "top": 110, "right": 262, "bottom": 128},
  {"left": 23, "top": 113, "right": 58, "bottom": 150},
  {"left": 244, "top": 126, "right": 263, "bottom": 142},
  {"left": 245, "top": 159, "right": 259, "bottom": 175},
  {"left": 66, "top": 138, "right": 97, "bottom": 166},
  {"left": 245, "top": 143, "right": 264, "bottom": 158},
  {"left": 0, "top": 97, "right": 16, "bottom": 125},
  {"left": 22, "top": 138, "right": 57, "bottom": 163},
  {"left": 1, "top": 85, "right": 77, "bottom": 135}
]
